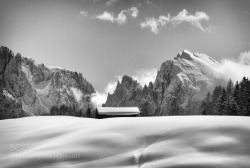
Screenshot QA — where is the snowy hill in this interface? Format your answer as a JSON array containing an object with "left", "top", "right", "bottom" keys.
[
  {"left": 0, "top": 116, "right": 249, "bottom": 168},
  {"left": 0, "top": 46, "right": 95, "bottom": 119},
  {"left": 105, "top": 50, "right": 224, "bottom": 115}
]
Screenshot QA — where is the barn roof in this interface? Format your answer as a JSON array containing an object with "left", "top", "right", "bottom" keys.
[{"left": 96, "top": 107, "right": 140, "bottom": 115}]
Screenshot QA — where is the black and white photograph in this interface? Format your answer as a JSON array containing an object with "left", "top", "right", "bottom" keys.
[{"left": 0, "top": 0, "right": 250, "bottom": 167}]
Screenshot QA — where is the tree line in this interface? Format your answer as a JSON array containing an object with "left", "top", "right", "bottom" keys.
[
  {"left": 41, "top": 105, "right": 94, "bottom": 118},
  {"left": 200, "top": 77, "right": 250, "bottom": 116}
]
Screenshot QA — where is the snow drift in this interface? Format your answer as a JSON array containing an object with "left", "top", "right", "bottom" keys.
[{"left": 0, "top": 116, "right": 250, "bottom": 168}]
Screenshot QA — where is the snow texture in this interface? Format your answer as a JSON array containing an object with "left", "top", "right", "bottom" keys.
[
  {"left": 97, "top": 107, "right": 140, "bottom": 115},
  {"left": 70, "top": 87, "right": 83, "bottom": 103},
  {"left": 3, "top": 89, "right": 15, "bottom": 100},
  {"left": 0, "top": 116, "right": 250, "bottom": 168},
  {"left": 21, "top": 64, "right": 33, "bottom": 84}
]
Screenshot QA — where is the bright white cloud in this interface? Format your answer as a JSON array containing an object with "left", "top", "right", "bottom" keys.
[
  {"left": 104, "top": 79, "right": 120, "bottom": 94},
  {"left": 91, "top": 76, "right": 121, "bottom": 107},
  {"left": 105, "top": 0, "right": 118, "bottom": 6},
  {"left": 91, "top": 92, "right": 107, "bottom": 107},
  {"left": 95, "top": 7, "right": 139, "bottom": 25},
  {"left": 171, "top": 9, "right": 211, "bottom": 32},
  {"left": 132, "top": 68, "right": 158, "bottom": 86},
  {"left": 116, "top": 11, "right": 127, "bottom": 24},
  {"left": 141, "top": 9, "right": 214, "bottom": 34},
  {"left": 140, "top": 15, "right": 170, "bottom": 34},
  {"left": 218, "top": 51, "right": 250, "bottom": 83},
  {"left": 80, "top": 11, "right": 88, "bottom": 17},
  {"left": 128, "top": 7, "right": 139, "bottom": 18},
  {"left": 96, "top": 11, "right": 115, "bottom": 23}
]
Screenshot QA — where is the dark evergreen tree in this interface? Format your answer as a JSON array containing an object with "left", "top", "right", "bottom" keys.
[
  {"left": 200, "top": 101, "right": 207, "bottom": 115},
  {"left": 200, "top": 77, "right": 250, "bottom": 116},
  {"left": 50, "top": 106, "right": 59, "bottom": 115},
  {"left": 59, "top": 105, "right": 68, "bottom": 115},
  {"left": 201, "top": 92, "right": 212, "bottom": 115},
  {"left": 233, "top": 81, "right": 240, "bottom": 110},
  {"left": 239, "top": 77, "right": 248, "bottom": 115},
  {"left": 217, "top": 87, "right": 227, "bottom": 115},
  {"left": 86, "top": 108, "right": 92, "bottom": 118},
  {"left": 226, "top": 79, "right": 234, "bottom": 95},
  {"left": 246, "top": 78, "right": 250, "bottom": 116},
  {"left": 140, "top": 101, "right": 150, "bottom": 116},
  {"left": 210, "top": 85, "right": 222, "bottom": 115},
  {"left": 225, "top": 79, "right": 238, "bottom": 115}
]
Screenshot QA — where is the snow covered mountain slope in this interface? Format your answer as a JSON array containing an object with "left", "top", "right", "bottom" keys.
[
  {"left": 155, "top": 50, "right": 223, "bottom": 115},
  {"left": 105, "top": 50, "right": 224, "bottom": 115},
  {"left": 0, "top": 116, "right": 249, "bottom": 168},
  {"left": 0, "top": 46, "right": 95, "bottom": 119}
]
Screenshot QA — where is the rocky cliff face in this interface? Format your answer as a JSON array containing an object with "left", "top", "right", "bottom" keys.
[
  {"left": 0, "top": 46, "right": 95, "bottom": 119},
  {"left": 104, "top": 50, "right": 222, "bottom": 116}
]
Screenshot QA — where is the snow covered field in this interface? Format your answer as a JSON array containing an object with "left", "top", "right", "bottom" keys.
[{"left": 0, "top": 116, "right": 250, "bottom": 168}]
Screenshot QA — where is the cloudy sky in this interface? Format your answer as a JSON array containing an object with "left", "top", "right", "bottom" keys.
[{"left": 1, "top": 0, "right": 250, "bottom": 96}]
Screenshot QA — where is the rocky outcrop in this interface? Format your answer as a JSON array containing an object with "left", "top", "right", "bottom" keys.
[
  {"left": 104, "top": 75, "right": 156, "bottom": 116},
  {"left": 0, "top": 46, "right": 95, "bottom": 119},
  {"left": 104, "top": 50, "right": 222, "bottom": 116}
]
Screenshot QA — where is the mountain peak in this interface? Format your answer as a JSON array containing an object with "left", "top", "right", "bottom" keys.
[
  {"left": 183, "top": 49, "right": 193, "bottom": 55},
  {"left": 0, "top": 47, "right": 95, "bottom": 119},
  {"left": 175, "top": 49, "right": 194, "bottom": 61},
  {"left": 174, "top": 50, "right": 220, "bottom": 66},
  {"left": 121, "top": 75, "right": 139, "bottom": 90}
]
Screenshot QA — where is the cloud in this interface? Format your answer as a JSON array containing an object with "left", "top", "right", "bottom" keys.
[
  {"left": 91, "top": 76, "right": 121, "bottom": 107},
  {"left": 104, "top": 79, "right": 120, "bottom": 94},
  {"left": 171, "top": 9, "right": 212, "bottom": 32},
  {"left": 91, "top": 92, "right": 107, "bottom": 107},
  {"left": 140, "top": 15, "right": 170, "bottom": 34},
  {"left": 105, "top": 0, "right": 118, "bottom": 6},
  {"left": 95, "top": 7, "right": 139, "bottom": 25},
  {"left": 91, "top": 69, "right": 157, "bottom": 107},
  {"left": 116, "top": 11, "right": 127, "bottom": 24},
  {"left": 79, "top": 11, "right": 88, "bottom": 17},
  {"left": 128, "top": 7, "right": 139, "bottom": 18},
  {"left": 102, "top": 69, "right": 157, "bottom": 95},
  {"left": 218, "top": 51, "right": 250, "bottom": 83},
  {"left": 239, "top": 51, "right": 250, "bottom": 64},
  {"left": 141, "top": 9, "right": 215, "bottom": 34},
  {"left": 132, "top": 68, "right": 158, "bottom": 86},
  {"left": 96, "top": 11, "right": 116, "bottom": 23}
]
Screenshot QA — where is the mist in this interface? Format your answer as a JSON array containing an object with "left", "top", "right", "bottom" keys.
[
  {"left": 218, "top": 51, "right": 250, "bottom": 83},
  {"left": 91, "top": 69, "right": 157, "bottom": 107}
]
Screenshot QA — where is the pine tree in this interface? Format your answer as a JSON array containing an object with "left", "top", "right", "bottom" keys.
[
  {"left": 210, "top": 85, "right": 222, "bottom": 114},
  {"left": 230, "top": 100, "right": 239, "bottom": 116},
  {"left": 59, "top": 105, "right": 68, "bottom": 115},
  {"left": 200, "top": 100, "right": 207, "bottom": 115},
  {"left": 50, "top": 106, "right": 59, "bottom": 115},
  {"left": 232, "top": 81, "right": 240, "bottom": 115},
  {"left": 225, "top": 79, "right": 237, "bottom": 115},
  {"left": 234, "top": 82, "right": 240, "bottom": 104},
  {"left": 140, "top": 101, "right": 150, "bottom": 116},
  {"left": 201, "top": 92, "right": 212, "bottom": 115},
  {"left": 246, "top": 78, "right": 250, "bottom": 115},
  {"left": 200, "top": 77, "right": 249, "bottom": 116},
  {"left": 239, "top": 77, "right": 248, "bottom": 115},
  {"left": 217, "top": 87, "right": 227, "bottom": 115},
  {"left": 86, "top": 108, "right": 92, "bottom": 118},
  {"left": 226, "top": 79, "right": 234, "bottom": 95}
]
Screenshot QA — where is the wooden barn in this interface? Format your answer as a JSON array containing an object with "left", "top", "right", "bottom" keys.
[{"left": 95, "top": 107, "right": 140, "bottom": 119}]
